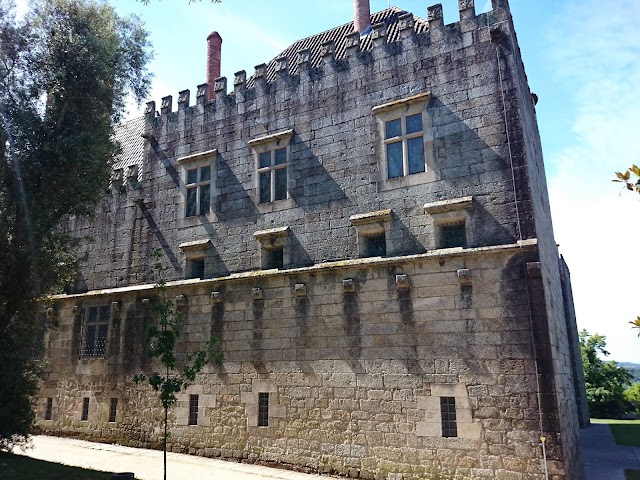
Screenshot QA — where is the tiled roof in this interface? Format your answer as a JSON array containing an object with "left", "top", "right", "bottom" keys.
[
  {"left": 247, "top": 7, "right": 428, "bottom": 87},
  {"left": 112, "top": 116, "right": 144, "bottom": 182}
]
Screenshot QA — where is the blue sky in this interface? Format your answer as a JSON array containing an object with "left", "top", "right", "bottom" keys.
[{"left": 16, "top": 0, "right": 640, "bottom": 362}]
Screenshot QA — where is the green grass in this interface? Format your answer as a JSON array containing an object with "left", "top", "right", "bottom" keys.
[
  {"left": 625, "top": 470, "right": 640, "bottom": 480},
  {"left": 591, "top": 418, "right": 640, "bottom": 447},
  {"left": 0, "top": 452, "right": 114, "bottom": 480}
]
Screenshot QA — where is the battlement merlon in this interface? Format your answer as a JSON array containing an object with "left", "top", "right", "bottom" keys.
[{"left": 144, "top": 3, "right": 513, "bottom": 120}]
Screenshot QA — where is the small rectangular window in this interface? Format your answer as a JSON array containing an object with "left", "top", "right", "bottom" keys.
[
  {"left": 188, "top": 394, "right": 199, "bottom": 426},
  {"left": 441, "top": 223, "right": 466, "bottom": 248},
  {"left": 81, "top": 397, "right": 90, "bottom": 421},
  {"left": 440, "top": 396, "right": 458, "bottom": 438},
  {"left": 109, "top": 398, "right": 118, "bottom": 423},
  {"left": 45, "top": 398, "right": 53, "bottom": 421},
  {"left": 364, "top": 233, "right": 386, "bottom": 257},
  {"left": 186, "top": 258, "right": 205, "bottom": 279},
  {"left": 258, "top": 392, "right": 269, "bottom": 427},
  {"left": 268, "top": 247, "right": 284, "bottom": 269}
]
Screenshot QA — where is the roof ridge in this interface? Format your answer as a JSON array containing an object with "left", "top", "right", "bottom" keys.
[{"left": 272, "top": 6, "right": 409, "bottom": 56}]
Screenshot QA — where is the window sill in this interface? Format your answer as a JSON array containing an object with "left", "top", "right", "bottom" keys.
[
  {"left": 372, "top": 170, "right": 439, "bottom": 192},
  {"left": 178, "top": 213, "right": 219, "bottom": 229},
  {"left": 256, "top": 197, "right": 295, "bottom": 214}
]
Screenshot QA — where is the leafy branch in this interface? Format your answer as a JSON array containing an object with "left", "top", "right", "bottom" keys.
[
  {"left": 134, "top": 249, "right": 222, "bottom": 479},
  {"left": 612, "top": 164, "right": 640, "bottom": 194}
]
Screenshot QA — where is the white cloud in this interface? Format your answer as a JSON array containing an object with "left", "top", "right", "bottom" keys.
[{"left": 545, "top": 0, "right": 640, "bottom": 361}]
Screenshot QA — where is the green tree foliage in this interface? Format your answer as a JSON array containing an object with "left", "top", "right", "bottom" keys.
[
  {"left": 580, "top": 329, "right": 633, "bottom": 418},
  {"left": 134, "top": 250, "right": 222, "bottom": 480},
  {"left": 0, "top": 0, "right": 151, "bottom": 450},
  {"left": 624, "top": 382, "right": 640, "bottom": 416}
]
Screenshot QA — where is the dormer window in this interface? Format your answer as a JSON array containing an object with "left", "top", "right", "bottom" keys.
[
  {"left": 179, "top": 239, "right": 211, "bottom": 279},
  {"left": 253, "top": 227, "right": 290, "bottom": 270},
  {"left": 350, "top": 209, "right": 392, "bottom": 258},
  {"left": 424, "top": 197, "right": 474, "bottom": 250}
]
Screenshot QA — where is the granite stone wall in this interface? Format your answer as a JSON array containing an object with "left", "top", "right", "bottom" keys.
[{"left": 41, "top": 243, "right": 571, "bottom": 480}]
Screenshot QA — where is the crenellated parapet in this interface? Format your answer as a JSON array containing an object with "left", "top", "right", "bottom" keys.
[{"left": 144, "top": 2, "right": 511, "bottom": 125}]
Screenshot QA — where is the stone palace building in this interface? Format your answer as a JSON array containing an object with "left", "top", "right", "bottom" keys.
[{"left": 37, "top": 1, "right": 588, "bottom": 479}]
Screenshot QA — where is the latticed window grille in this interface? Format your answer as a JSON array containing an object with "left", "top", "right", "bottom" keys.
[
  {"left": 81, "top": 305, "right": 110, "bottom": 358},
  {"left": 188, "top": 394, "right": 199, "bottom": 426},
  {"left": 258, "top": 392, "right": 269, "bottom": 427},
  {"left": 109, "top": 398, "right": 118, "bottom": 423},
  {"left": 440, "top": 396, "right": 458, "bottom": 438},
  {"left": 441, "top": 223, "right": 466, "bottom": 248}
]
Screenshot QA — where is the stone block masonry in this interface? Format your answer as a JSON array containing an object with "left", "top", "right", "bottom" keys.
[
  {"left": 42, "top": 1, "right": 585, "bottom": 480},
  {"left": 43, "top": 242, "right": 563, "bottom": 479}
]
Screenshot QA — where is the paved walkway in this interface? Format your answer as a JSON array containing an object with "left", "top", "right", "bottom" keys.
[
  {"left": 12, "top": 427, "right": 640, "bottom": 480},
  {"left": 581, "top": 424, "right": 640, "bottom": 480},
  {"left": 13, "top": 436, "right": 331, "bottom": 480}
]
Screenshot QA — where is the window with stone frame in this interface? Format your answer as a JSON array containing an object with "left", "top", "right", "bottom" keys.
[
  {"left": 185, "top": 164, "right": 211, "bottom": 217},
  {"left": 258, "top": 148, "right": 288, "bottom": 203},
  {"left": 423, "top": 197, "right": 474, "bottom": 250},
  {"left": 179, "top": 240, "right": 211, "bottom": 280},
  {"left": 349, "top": 210, "right": 392, "bottom": 258},
  {"left": 440, "top": 396, "right": 458, "bottom": 438},
  {"left": 258, "top": 392, "right": 269, "bottom": 427},
  {"left": 384, "top": 113, "right": 426, "bottom": 178},
  {"left": 176, "top": 149, "right": 217, "bottom": 223},
  {"left": 372, "top": 92, "right": 432, "bottom": 182},
  {"left": 109, "top": 398, "right": 118, "bottom": 423},
  {"left": 253, "top": 227, "right": 289, "bottom": 270},
  {"left": 249, "top": 129, "right": 293, "bottom": 205},
  {"left": 188, "top": 394, "right": 199, "bottom": 426},
  {"left": 81, "top": 304, "right": 110, "bottom": 358}
]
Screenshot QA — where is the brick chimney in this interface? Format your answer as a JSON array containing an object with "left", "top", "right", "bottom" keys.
[
  {"left": 206, "top": 31, "right": 222, "bottom": 101},
  {"left": 353, "top": 0, "right": 371, "bottom": 35}
]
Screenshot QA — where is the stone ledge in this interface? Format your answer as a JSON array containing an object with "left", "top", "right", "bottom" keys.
[
  {"left": 50, "top": 239, "right": 538, "bottom": 300},
  {"left": 253, "top": 226, "right": 290, "bottom": 240},
  {"left": 178, "top": 239, "right": 211, "bottom": 254},
  {"left": 349, "top": 209, "right": 392, "bottom": 226},
  {"left": 247, "top": 129, "right": 294, "bottom": 146},
  {"left": 176, "top": 149, "right": 218, "bottom": 164},
  {"left": 372, "top": 92, "right": 431, "bottom": 114},
  {"left": 424, "top": 196, "right": 474, "bottom": 214}
]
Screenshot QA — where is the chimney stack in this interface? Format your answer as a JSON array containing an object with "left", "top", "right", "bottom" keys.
[
  {"left": 206, "top": 32, "right": 222, "bottom": 101},
  {"left": 353, "top": 0, "right": 371, "bottom": 35}
]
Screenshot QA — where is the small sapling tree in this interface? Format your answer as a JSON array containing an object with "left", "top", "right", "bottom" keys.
[{"left": 134, "top": 249, "right": 222, "bottom": 480}]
